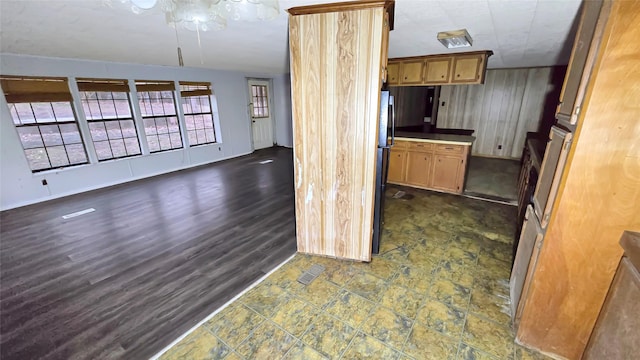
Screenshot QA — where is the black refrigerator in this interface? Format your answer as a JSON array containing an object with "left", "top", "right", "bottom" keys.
[{"left": 372, "top": 90, "right": 394, "bottom": 255}]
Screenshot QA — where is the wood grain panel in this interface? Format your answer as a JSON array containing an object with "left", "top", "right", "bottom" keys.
[
  {"left": 516, "top": 0, "right": 640, "bottom": 357},
  {"left": 438, "top": 67, "right": 557, "bottom": 158},
  {"left": 289, "top": 6, "right": 386, "bottom": 261},
  {"left": 388, "top": 86, "right": 429, "bottom": 127}
]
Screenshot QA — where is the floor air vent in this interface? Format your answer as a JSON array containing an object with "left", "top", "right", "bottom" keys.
[{"left": 297, "top": 264, "right": 325, "bottom": 285}]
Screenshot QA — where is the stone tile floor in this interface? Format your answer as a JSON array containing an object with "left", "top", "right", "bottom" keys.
[{"left": 160, "top": 188, "right": 553, "bottom": 360}]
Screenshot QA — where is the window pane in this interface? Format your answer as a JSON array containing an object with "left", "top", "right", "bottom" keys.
[
  {"left": 59, "top": 123, "right": 82, "bottom": 144},
  {"left": 8, "top": 104, "right": 21, "bottom": 124},
  {"left": 199, "top": 97, "right": 211, "bottom": 113},
  {"left": 24, "top": 148, "right": 50, "bottom": 170},
  {"left": 14, "top": 103, "right": 35, "bottom": 124},
  {"left": 185, "top": 115, "right": 195, "bottom": 130},
  {"left": 105, "top": 121, "right": 123, "bottom": 139},
  {"left": 48, "top": 145, "right": 70, "bottom": 167},
  {"left": 17, "top": 127, "right": 44, "bottom": 149},
  {"left": 144, "top": 118, "right": 157, "bottom": 135},
  {"left": 169, "top": 132, "right": 182, "bottom": 148},
  {"left": 99, "top": 98, "right": 117, "bottom": 119},
  {"left": 32, "top": 103, "right": 55, "bottom": 122},
  {"left": 155, "top": 117, "right": 168, "bottom": 134},
  {"left": 182, "top": 100, "right": 193, "bottom": 114},
  {"left": 205, "top": 128, "right": 215, "bottom": 143},
  {"left": 120, "top": 120, "right": 137, "bottom": 138},
  {"left": 87, "top": 100, "right": 102, "bottom": 120},
  {"left": 40, "top": 125, "right": 63, "bottom": 146},
  {"left": 158, "top": 134, "right": 171, "bottom": 150},
  {"left": 114, "top": 100, "right": 131, "bottom": 118},
  {"left": 89, "top": 122, "right": 108, "bottom": 141},
  {"left": 167, "top": 117, "right": 180, "bottom": 133},
  {"left": 110, "top": 139, "right": 127, "bottom": 158},
  {"left": 51, "top": 102, "right": 75, "bottom": 122},
  {"left": 147, "top": 135, "right": 160, "bottom": 152},
  {"left": 196, "top": 130, "right": 206, "bottom": 144},
  {"left": 194, "top": 115, "right": 205, "bottom": 129},
  {"left": 203, "top": 114, "right": 214, "bottom": 128},
  {"left": 124, "top": 137, "right": 141, "bottom": 155},
  {"left": 94, "top": 141, "right": 113, "bottom": 160},
  {"left": 65, "top": 144, "right": 87, "bottom": 164},
  {"left": 188, "top": 130, "right": 197, "bottom": 145},
  {"left": 113, "top": 92, "right": 128, "bottom": 100}
]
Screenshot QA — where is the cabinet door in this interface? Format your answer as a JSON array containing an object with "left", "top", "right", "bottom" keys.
[
  {"left": 451, "top": 55, "right": 483, "bottom": 83},
  {"left": 556, "top": 0, "right": 605, "bottom": 127},
  {"left": 424, "top": 57, "right": 452, "bottom": 84},
  {"left": 387, "top": 62, "right": 400, "bottom": 85},
  {"left": 510, "top": 205, "right": 544, "bottom": 328},
  {"left": 533, "top": 126, "right": 572, "bottom": 227},
  {"left": 400, "top": 60, "right": 424, "bottom": 84},
  {"left": 405, "top": 151, "right": 432, "bottom": 187},
  {"left": 388, "top": 148, "right": 407, "bottom": 184},
  {"left": 432, "top": 154, "right": 464, "bottom": 193}
]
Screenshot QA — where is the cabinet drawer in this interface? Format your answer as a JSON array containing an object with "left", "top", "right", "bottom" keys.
[
  {"left": 435, "top": 144, "right": 464, "bottom": 154},
  {"left": 408, "top": 142, "right": 434, "bottom": 152},
  {"left": 392, "top": 140, "right": 409, "bottom": 149}
]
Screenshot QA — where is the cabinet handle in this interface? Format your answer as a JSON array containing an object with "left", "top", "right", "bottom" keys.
[
  {"left": 441, "top": 75, "right": 444, "bottom": 78},
  {"left": 404, "top": 77, "right": 408, "bottom": 79},
  {"left": 456, "top": 74, "right": 460, "bottom": 77},
  {"left": 444, "top": 147, "right": 453, "bottom": 150}
]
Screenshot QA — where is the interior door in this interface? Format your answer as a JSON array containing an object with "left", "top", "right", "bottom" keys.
[{"left": 248, "top": 79, "right": 274, "bottom": 150}]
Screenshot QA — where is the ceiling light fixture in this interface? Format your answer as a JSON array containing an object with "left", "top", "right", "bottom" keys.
[
  {"left": 437, "top": 29, "right": 473, "bottom": 49},
  {"left": 127, "top": 0, "right": 280, "bottom": 31}
]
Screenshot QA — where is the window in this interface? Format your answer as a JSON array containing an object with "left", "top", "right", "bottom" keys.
[
  {"left": 77, "top": 78, "right": 141, "bottom": 161},
  {"left": 136, "top": 81, "right": 183, "bottom": 153},
  {"left": 180, "top": 82, "right": 216, "bottom": 146},
  {"left": 1, "top": 76, "right": 88, "bottom": 172},
  {"left": 250, "top": 84, "right": 269, "bottom": 118}
]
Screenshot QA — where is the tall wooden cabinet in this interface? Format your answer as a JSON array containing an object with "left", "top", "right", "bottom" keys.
[
  {"left": 287, "top": 1, "right": 394, "bottom": 262},
  {"left": 513, "top": 0, "right": 640, "bottom": 358}
]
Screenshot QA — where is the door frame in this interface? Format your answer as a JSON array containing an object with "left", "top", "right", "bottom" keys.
[{"left": 246, "top": 77, "right": 276, "bottom": 151}]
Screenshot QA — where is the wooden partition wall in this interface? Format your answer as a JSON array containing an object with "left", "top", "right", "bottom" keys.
[
  {"left": 288, "top": 2, "right": 391, "bottom": 261},
  {"left": 516, "top": 0, "right": 640, "bottom": 357}
]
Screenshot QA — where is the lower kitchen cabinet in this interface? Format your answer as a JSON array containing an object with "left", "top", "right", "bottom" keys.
[
  {"left": 388, "top": 147, "right": 407, "bottom": 184},
  {"left": 388, "top": 137, "right": 471, "bottom": 194},
  {"left": 405, "top": 151, "right": 432, "bottom": 187},
  {"left": 432, "top": 154, "right": 465, "bottom": 193}
]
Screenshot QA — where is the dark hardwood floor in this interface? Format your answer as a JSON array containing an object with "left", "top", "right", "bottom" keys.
[{"left": 0, "top": 147, "right": 296, "bottom": 360}]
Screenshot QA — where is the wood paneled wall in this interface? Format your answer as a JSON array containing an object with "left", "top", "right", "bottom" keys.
[
  {"left": 389, "top": 86, "right": 429, "bottom": 127},
  {"left": 437, "top": 67, "right": 560, "bottom": 158},
  {"left": 289, "top": 7, "right": 385, "bottom": 261},
  {"left": 516, "top": 0, "right": 640, "bottom": 357}
]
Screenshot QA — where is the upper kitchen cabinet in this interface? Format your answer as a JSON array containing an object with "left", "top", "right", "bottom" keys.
[
  {"left": 387, "top": 50, "right": 492, "bottom": 86},
  {"left": 288, "top": 0, "right": 394, "bottom": 262},
  {"left": 556, "top": 0, "right": 608, "bottom": 128},
  {"left": 387, "top": 62, "right": 400, "bottom": 84},
  {"left": 451, "top": 53, "right": 486, "bottom": 84},
  {"left": 424, "top": 57, "right": 453, "bottom": 84},
  {"left": 399, "top": 60, "right": 425, "bottom": 84}
]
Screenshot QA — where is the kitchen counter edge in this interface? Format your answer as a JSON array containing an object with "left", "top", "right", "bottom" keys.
[{"left": 393, "top": 132, "right": 475, "bottom": 146}]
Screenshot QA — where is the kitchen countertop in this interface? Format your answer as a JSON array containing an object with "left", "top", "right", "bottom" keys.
[{"left": 393, "top": 131, "right": 475, "bottom": 145}]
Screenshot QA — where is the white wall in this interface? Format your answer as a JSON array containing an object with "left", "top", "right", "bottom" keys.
[{"left": 0, "top": 54, "right": 293, "bottom": 210}]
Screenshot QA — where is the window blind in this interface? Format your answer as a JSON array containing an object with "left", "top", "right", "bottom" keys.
[
  {"left": 76, "top": 78, "right": 129, "bottom": 92},
  {"left": 179, "top": 81, "right": 212, "bottom": 97},
  {"left": 0, "top": 76, "right": 72, "bottom": 103},
  {"left": 135, "top": 80, "right": 176, "bottom": 92}
]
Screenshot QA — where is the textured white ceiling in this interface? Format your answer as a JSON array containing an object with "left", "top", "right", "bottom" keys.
[{"left": 0, "top": 0, "right": 581, "bottom": 74}]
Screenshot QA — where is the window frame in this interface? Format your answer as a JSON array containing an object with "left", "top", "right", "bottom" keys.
[
  {"left": 2, "top": 76, "right": 89, "bottom": 172},
  {"left": 77, "top": 78, "right": 142, "bottom": 162},
  {"left": 136, "top": 80, "right": 184, "bottom": 153},
  {"left": 180, "top": 81, "right": 217, "bottom": 147}
]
